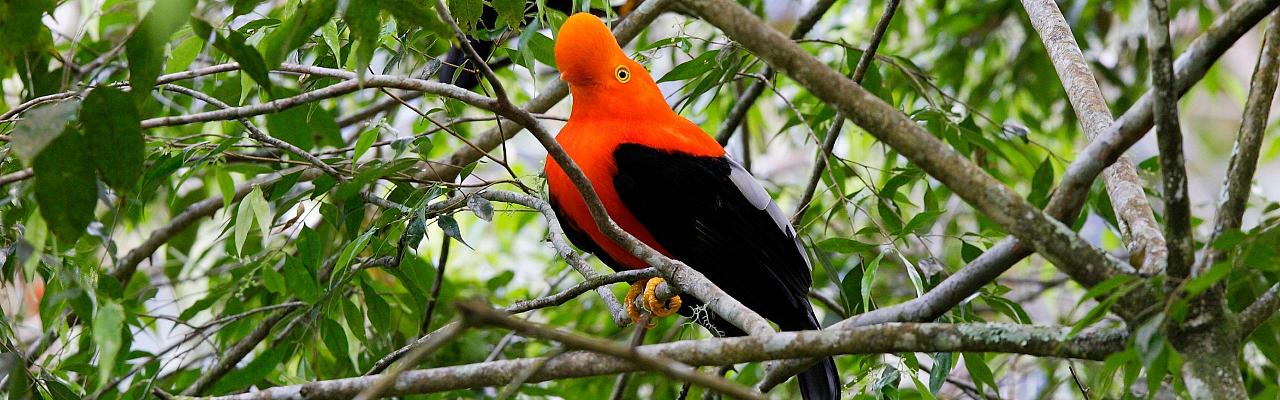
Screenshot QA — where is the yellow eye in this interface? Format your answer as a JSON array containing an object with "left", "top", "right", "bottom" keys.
[{"left": 614, "top": 65, "right": 631, "bottom": 83}]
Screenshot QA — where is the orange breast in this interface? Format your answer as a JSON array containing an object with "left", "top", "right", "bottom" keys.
[
  {"left": 546, "top": 114, "right": 724, "bottom": 269},
  {"left": 546, "top": 124, "right": 661, "bottom": 268}
]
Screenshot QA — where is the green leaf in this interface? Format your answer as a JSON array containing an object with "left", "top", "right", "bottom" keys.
[
  {"left": 448, "top": 0, "right": 483, "bottom": 31},
  {"left": 248, "top": 187, "right": 272, "bottom": 241},
  {"left": 361, "top": 281, "right": 391, "bottom": 333},
  {"left": 353, "top": 127, "right": 379, "bottom": 160},
  {"left": 816, "top": 238, "right": 876, "bottom": 254},
  {"left": 33, "top": 128, "right": 97, "bottom": 243},
  {"left": 439, "top": 214, "right": 463, "bottom": 242},
  {"left": 345, "top": 0, "right": 381, "bottom": 72},
  {"left": 962, "top": 353, "right": 999, "bottom": 394},
  {"left": 262, "top": 263, "right": 286, "bottom": 294},
  {"left": 191, "top": 18, "right": 274, "bottom": 92},
  {"left": 125, "top": 0, "right": 198, "bottom": 100},
  {"left": 1027, "top": 156, "right": 1054, "bottom": 207},
  {"left": 861, "top": 254, "right": 882, "bottom": 312},
  {"left": 658, "top": 50, "right": 720, "bottom": 83},
  {"left": 1211, "top": 229, "right": 1247, "bottom": 250},
  {"left": 266, "top": 104, "right": 318, "bottom": 150},
  {"left": 320, "top": 317, "right": 349, "bottom": 367},
  {"left": 234, "top": 188, "right": 265, "bottom": 255},
  {"left": 260, "top": 0, "right": 339, "bottom": 69},
  {"left": 92, "top": 301, "right": 125, "bottom": 384},
  {"left": 528, "top": 31, "right": 557, "bottom": 68},
  {"left": 493, "top": 0, "right": 525, "bottom": 28},
  {"left": 81, "top": 86, "right": 144, "bottom": 192},
  {"left": 166, "top": 34, "right": 204, "bottom": 74},
  {"left": 380, "top": 0, "right": 448, "bottom": 34},
  {"left": 0, "top": 0, "right": 56, "bottom": 62},
  {"left": 929, "top": 352, "right": 953, "bottom": 394},
  {"left": 1184, "top": 261, "right": 1231, "bottom": 297},
  {"left": 10, "top": 101, "right": 78, "bottom": 165},
  {"left": 232, "top": 0, "right": 269, "bottom": 17},
  {"left": 283, "top": 256, "right": 320, "bottom": 303},
  {"left": 216, "top": 168, "right": 237, "bottom": 210},
  {"left": 903, "top": 210, "right": 945, "bottom": 234},
  {"left": 336, "top": 230, "right": 374, "bottom": 273}
]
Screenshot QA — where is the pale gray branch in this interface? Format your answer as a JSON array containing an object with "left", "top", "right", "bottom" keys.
[
  {"left": 1021, "top": 0, "right": 1166, "bottom": 275},
  {"left": 196, "top": 322, "right": 1125, "bottom": 400}
]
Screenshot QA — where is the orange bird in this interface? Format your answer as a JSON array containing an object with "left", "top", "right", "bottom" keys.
[{"left": 545, "top": 13, "right": 839, "bottom": 399}]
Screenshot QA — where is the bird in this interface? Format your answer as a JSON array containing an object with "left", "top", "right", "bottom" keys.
[{"left": 543, "top": 13, "right": 840, "bottom": 399}]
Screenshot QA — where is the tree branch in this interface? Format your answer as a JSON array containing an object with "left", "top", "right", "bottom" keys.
[
  {"left": 1146, "top": 0, "right": 1194, "bottom": 279},
  {"left": 457, "top": 301, "right": 764, "bottom": 400},
  {"left": 160, "top": 84, "right": 346, "bottom": 180},
  {"left": 180, "top": 308, "right": 298, "bottom": 396},
  {"left": 1240, "top": 283, "right": 1280, "bottom": 337},
  {"left": 1202, "top": 11, "right": 1280, "bottom": 274},
  {"left": 195, "top": 322, "right": 1125, "bottom": 399},
  {"left": 1020, "top": 0, "right": 1167, "bottom": 275},
  {"left": 143, "top": 73, "right": 496, "bottom": 129}
]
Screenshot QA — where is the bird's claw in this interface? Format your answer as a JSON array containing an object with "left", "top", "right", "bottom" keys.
[{"left": 625, "top": 277, "right": 682, "bottom": 327}]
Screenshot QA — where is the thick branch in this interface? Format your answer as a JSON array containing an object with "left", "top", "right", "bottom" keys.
[
  {"left": 1053, "top": 0, "right": 1280, "bottom": 241},
  {"left": 197, "top": 323, "right": 1125, "bottom": 400},
  {"left": 1240, "top": 283, "right": 1280, "bottom": 337},
  {"left": 1021, "top": 0, "right": 1166, "bottom": 274},
  {"left": 1146, "top": 0, "right": 1195, "bottom": 278}
]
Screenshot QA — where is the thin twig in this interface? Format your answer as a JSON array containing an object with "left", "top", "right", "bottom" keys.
[
  {"left": 422, "top": 237, "right": 452, "bottom": 333},
  {"left": 790, "top": 0, "right": 900, "bottom": 224}
]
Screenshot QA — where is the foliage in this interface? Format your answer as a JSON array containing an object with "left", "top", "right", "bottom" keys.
[{"left": 0, "top": 0, "right": 1278, "bottom": 399}]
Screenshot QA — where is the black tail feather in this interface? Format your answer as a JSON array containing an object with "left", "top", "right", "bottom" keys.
[{"left": 798, "top": 356, "right": 840, "bottom": 399}]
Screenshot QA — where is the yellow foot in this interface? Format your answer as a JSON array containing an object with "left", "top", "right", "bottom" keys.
[{"left": 643, "top": 277, "right": 682, "bottom": 318}]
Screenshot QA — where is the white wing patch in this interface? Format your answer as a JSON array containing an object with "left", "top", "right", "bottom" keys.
[{"left": 725, "top": 157, "right": 812, "bottom": 271}]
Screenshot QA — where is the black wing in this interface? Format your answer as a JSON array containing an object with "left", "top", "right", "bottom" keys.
[
  {"left": 611, "top": 143, "right": 818, "bottom": 332},
  {"left": 548, "top": 195, "right": 628, "bottom": 272}
]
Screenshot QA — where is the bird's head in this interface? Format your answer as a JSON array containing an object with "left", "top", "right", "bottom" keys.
[{"left": 555, "top": 13, "right": 665, "bottom": 112}]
